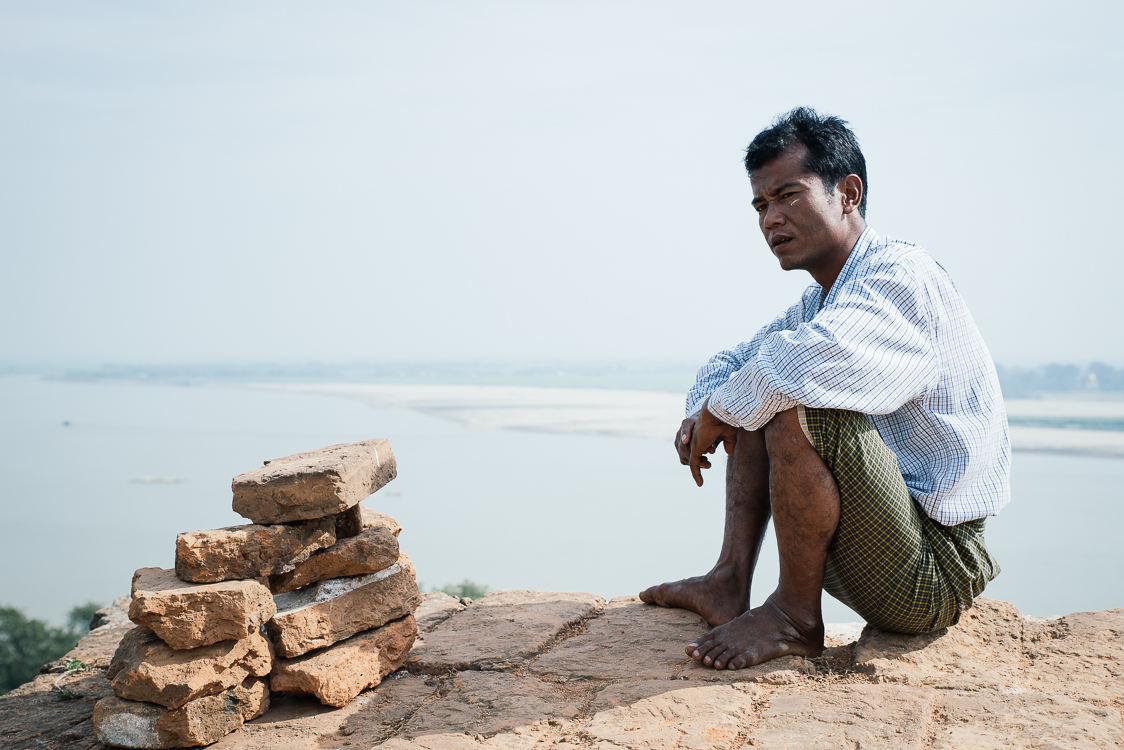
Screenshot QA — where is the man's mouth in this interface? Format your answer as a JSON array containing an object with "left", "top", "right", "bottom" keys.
[{"left": 772, "top": 236, "right": 793, "bottom": 250}]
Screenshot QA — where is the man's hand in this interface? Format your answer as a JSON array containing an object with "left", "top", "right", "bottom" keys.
[{"left": 674, "top": 399, "right": 740, "bottom": 487}]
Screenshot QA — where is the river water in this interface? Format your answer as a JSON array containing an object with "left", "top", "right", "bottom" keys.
[{"left": 1, "top": 377, "right": 1121, "bottom": 626}]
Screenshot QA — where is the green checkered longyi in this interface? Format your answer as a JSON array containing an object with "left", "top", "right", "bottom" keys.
[{"left": 798, "top": 406, "right": 1000, "bottom": 634}]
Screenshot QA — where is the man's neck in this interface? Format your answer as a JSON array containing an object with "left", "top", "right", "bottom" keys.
[{"left": 810, "top": 222, "right": 867, "bottom": 293}]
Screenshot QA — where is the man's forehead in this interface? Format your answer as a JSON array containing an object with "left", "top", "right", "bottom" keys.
[
  {"left": 750, "top": 144, "right": 817, "bottom": 196},
  {"left": 750, "top": 173, "right": 820, "bottom": 201}
]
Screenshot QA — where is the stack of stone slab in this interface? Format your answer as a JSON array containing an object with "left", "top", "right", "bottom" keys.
[{"left": 92, "top": 439, "right": 423, "bottom": 749}]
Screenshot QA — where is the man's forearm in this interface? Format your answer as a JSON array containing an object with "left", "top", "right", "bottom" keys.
[{"left": 685, "top": 348, "right": 750, "bottom": 417}]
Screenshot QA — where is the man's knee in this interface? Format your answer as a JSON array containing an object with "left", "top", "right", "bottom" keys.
[{"left": 763, "top": 407, "right": 814, "bottom": 458}]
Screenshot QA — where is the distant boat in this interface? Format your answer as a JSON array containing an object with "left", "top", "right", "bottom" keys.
[{"left": 129, "top": 477, "right": 187, "bottom": 484}]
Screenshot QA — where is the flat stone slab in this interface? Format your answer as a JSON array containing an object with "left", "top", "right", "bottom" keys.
[
  {"left": 271, "top": 615, "right": 417, "bottom": 707},
  {"left": 853, "top": 597, "right": 1027, "bottom": 688},
  {"left": 400, "top": 671, "right": 584, "bottom": 739},
  {"left": 232, "top": 439, "right": 396, "bottom": 524},
  {"left": 267, "top": 556, "right": 422, "bottom": 658},
  {"left": 586, "top": 681, "right": 761, "bottom": 750},
  {"left": 175, "top": 518, "right": 336, "bottom": 583},
  {"left": 92, "top": 676, "right": 269, "bottom": 749},
  {"left": 755, "top": 685, "right": 934, "bottom": 749},
  {"left": 1017, "top": 608, "right": 1124, "bottom": 705},
  {"left": 529, "top": 596, "right": 707, "bottom": 680},
  {"left": 107, "top": 626, "right": 273, "bottom": 708},
  {"left": 129, "top": 567, "right": 276, "bottom": 650},
  {"left": 331, "top": 676, "right": 440, "bottom": 747},
  {"left": 407, "top": 589, "right": 605, "bottom": 673},
  {"left": 269, "top": 523, "right": 399, "bottom": 594},
  {"left": 8, "top": 594, "right": 1124, "bottom": 750},
  {"left": 852, "top": 598, "right": 1124, "bottom": 705},
  {"left": 932, "top": 689, "right": 1123, "bottom": 749},
  {"left": 413, "top": 591, "right": 465, "bottom": 633}
]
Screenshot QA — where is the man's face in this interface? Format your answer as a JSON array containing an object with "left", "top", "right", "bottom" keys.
[{"left": 750, "top": 144, "right": 850, "bottom": 274}]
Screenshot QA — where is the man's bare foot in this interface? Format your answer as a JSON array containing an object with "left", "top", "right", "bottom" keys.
[
  {"left": 638, "top": 567, "right": 749, "bottom": 627},
  {"left": 684, "top": 593, "right": 824, "bottom": 669}
]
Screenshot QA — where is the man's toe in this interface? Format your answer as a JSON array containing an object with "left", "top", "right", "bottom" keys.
[
  {"left": 727, "top": 653, "right": 749, "bottom": 670},
  {"left": 711, "top": 647, "right": 734, "bottom": 669}
]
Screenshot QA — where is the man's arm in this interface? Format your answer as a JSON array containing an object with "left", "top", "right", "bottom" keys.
[
  {"left": 707, "top": 268, "right": 939, "bottom": 431},
  {"left": 684, "top": 293, "right": 813, "bottom": 418}
]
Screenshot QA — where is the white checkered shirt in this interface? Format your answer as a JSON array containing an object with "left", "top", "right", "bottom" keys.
[{"left": 687, "top": 227, "right": 1010, "bottom": 526}]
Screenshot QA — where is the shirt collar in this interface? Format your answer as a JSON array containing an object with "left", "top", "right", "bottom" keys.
[{"left": 821, "top": 225, "right": 880, "bottom": 307}]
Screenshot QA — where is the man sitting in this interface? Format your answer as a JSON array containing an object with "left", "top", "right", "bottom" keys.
[{"left": 640, "top": 107, "right": 1009, "bottom": 670}]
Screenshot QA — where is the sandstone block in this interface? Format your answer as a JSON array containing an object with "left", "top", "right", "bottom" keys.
[
  {"left": 408, "top": 590, "right": 604, "bottom": 673},
  {"left": 129, "top": 568, "right": 276, "bottom": 650},
  {"left": 267, "top": 555, "right": 422, "bottom": 658},
  {"left": 92, "top": 676, "right": 269, "bottom": 748},
  {"left": 335, "top": 504, "right": 400, "bottom": 538},
  {"left": 232, "top": 439, "right": 396, "bottom": 524},
  {"left": 334, "top": 503, "right": 365, "bottom": 538},
  {"left": 269, "top": 523, "right": 399, "bottom": 594},
  {"left": 107, "top": 626, "right": 272, "bottom": 708},
  {"left": 270, "top": 614, "right": 417, "bottom": 707},
  {"left": 175, "top": 518, "right": 336, "bottom": 583}
]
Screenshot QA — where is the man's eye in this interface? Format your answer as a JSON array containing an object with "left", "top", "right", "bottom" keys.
[
  {"left": 781, "top": 192, "right": 795, "bottom": 200},
  {"left": 753, "top": 204, "right": 765, "bottom": 213}
]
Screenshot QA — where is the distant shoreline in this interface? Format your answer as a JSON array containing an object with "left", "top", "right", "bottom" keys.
[{"left": 256, "top": 383, "right": 1124, "bottom": 460}]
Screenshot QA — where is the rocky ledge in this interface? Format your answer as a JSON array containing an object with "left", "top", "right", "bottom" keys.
[{"left": 1, "top": 593, "right": 1120, "bottom": 749}]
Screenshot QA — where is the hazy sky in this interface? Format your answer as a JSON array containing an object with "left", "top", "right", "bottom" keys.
[{"left": 2, "top": 1, "right": 1121, "bottom": 368}]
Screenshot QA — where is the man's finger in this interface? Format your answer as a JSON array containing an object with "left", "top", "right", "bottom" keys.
[
  {"left": 690, "top": 456, "right": 704, "bottom": 486},
  {"left": 689, "top": 439, "right": 707, "bottom": 486}
]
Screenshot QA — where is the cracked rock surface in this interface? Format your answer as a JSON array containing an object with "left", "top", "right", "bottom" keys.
[{"left": 2, "top": 595, "right": 1121, "bottom": 749}]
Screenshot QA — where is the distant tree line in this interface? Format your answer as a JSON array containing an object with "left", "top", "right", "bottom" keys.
[
  {"left": 0, "top": 602, "right": 101, "bottom": 694},
  {"left": 996, "top": 363, "right": 1124, "bottom": 398}
]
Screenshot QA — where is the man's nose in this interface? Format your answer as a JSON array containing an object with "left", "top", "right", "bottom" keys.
[{"left": 762, "top": 202, "right": 785, "bottom": 229}]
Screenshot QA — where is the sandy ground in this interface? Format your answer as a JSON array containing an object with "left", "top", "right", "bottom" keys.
[{"left": 257, "top": 384, "right": 1124, "bottom": 458}]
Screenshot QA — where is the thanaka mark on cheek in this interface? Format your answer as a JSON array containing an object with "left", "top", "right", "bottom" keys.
[{"left": 790, "top": 199, "right": 800, "bottom": 206}]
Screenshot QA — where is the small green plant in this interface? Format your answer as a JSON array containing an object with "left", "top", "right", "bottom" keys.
[
  {"left": 63, "top": 657, "right": 89, "bottom": 672},
  {"left": 434, "top": 580, "right": 489, "bottom": 600}
]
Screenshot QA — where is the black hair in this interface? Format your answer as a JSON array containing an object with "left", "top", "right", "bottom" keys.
[{"left": 744, "top": 107, "right": 868, "bottom": 217}]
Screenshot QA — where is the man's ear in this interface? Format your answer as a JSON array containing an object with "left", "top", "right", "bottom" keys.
[{"left": 838, "top": 174, "right": 863, "bottom": 215}]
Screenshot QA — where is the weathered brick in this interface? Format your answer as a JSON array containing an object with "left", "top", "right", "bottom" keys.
[{"left": 232, "top": 439, "right": 396, "bottom": 524}]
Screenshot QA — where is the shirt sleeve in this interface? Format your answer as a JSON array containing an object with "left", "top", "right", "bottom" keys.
[
  {"left": 684, "top": 292, "right": 812, "bottom": 417},
  {"left": 706, "top": 266, "right": 940, "bottom": 431}
]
